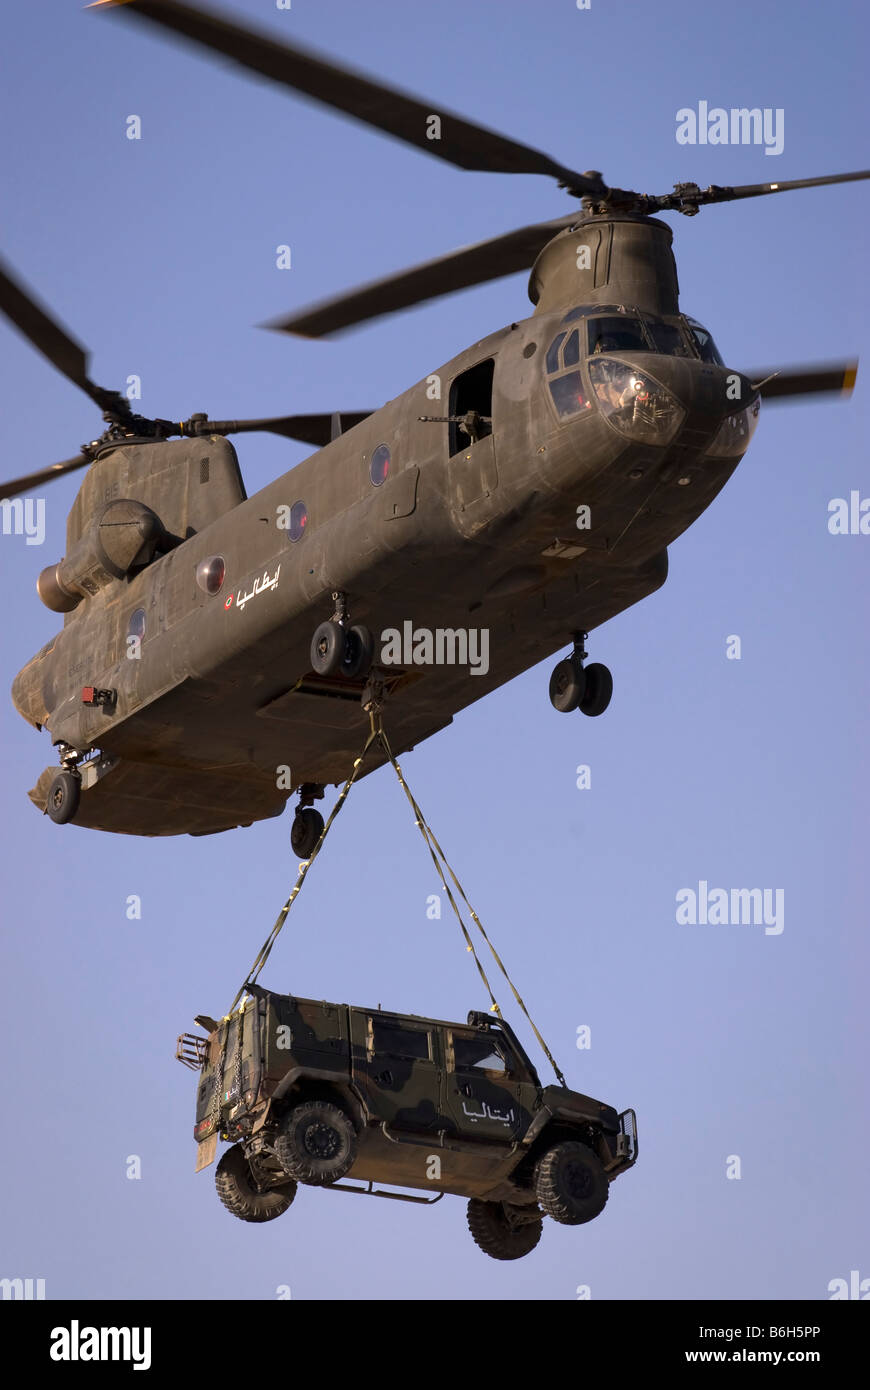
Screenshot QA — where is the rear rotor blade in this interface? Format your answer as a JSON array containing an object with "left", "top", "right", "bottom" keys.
[
  {"left": 268, "top": 215, "right": 579, "bottom": 337},
  {"left": 0, "top": 455, "right": 90, "bottom": 500},
  {"left": 746, "top": 361, "right": 858, "bottom": 401},
  {"left": 0, "top": 257, "right": 127, "bottom": 415},
  {"left": 93, "top": 1, "right": 602, "bottom": 194}
]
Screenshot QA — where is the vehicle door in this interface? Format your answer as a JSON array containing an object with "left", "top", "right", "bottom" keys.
[
  {"left": 446, "top": 357, "right": 498, "bottom": 519},
  {"left": 444, "top": 1028, "right": 535, "bottom": 1142},
  {"left": 350, "top": 1011, "right": 445, "bottom": 1134}
]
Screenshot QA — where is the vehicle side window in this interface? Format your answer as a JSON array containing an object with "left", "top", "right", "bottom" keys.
[
  {"left": 545, "top": 332, "right": 567, "bottom": 374},
  {"left": 562, "top": 330, "right": 581, "bottom": 367},
  {"left": 549, "top": 372, "right": 590, "bottom": 418},
  {"left": 685, "top": 320, "right": 725, "bottom": 365},
  {"left": 371, "top": 1018, "right": 432, "bottom": 1062},
  {"left": 453, "top": 1034, "right": 512, "bottom": 1074}
]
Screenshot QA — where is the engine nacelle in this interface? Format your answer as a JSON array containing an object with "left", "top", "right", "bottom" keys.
[{"left": 37, "top": 498, "right": 164, "bottom": 612}]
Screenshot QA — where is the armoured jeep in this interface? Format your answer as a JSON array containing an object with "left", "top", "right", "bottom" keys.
[{"left": 177, "top": 986, "right": 638, "bottom": 1260}]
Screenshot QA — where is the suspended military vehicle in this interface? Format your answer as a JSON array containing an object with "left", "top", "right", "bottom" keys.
[{"left": 178, "top": 987, "right": 638, "bottom": 1261}]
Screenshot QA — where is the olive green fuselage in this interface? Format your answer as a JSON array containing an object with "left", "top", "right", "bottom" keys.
[{"left": 12, "top": 218, "right": 754, "bottom": 835}]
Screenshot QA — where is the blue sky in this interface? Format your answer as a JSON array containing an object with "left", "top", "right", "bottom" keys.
[{"left": 0, "top": 0, "right": 867, "bottom": 1300}]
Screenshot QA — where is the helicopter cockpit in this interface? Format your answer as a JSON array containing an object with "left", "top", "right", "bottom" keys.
[
  {"left": 552, "top": 304, "right": 724, "bottom": 363},
  {"left": 545, "top": 306, "right": 728, "bottom": 438}
]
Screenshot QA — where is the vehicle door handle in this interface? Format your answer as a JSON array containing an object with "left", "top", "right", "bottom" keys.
[
  {"left": 461, "top": 1083, "right": 474, "bottom": 1098},
  {"left": 377, "top": 1069, "right": 393, "bottom": 1086}
]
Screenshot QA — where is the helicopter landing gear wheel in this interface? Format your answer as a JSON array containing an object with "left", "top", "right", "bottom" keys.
[
  {"left": 579, "top": 662, "right": 613, "bottom": 717},
  {"left": 46, "top": 769, "right": 81, "bottom": 824},
  {"left": 340, "top": 624, "right": 374, "bottom": 680},
  {"left": 548, "top": 657, "right": 586, "bottom": 713},
  {"left": 549, "top": 631, "right": 612, "bottom": 717},
  {"left": 310, "top": 592, "right": 373, "bottom": 680},
  {"left": 310, "top": 620, "right": 345, "bottom": 677},
  {"left": 291, "top": 807, "right": 324, "bottom": 858}
]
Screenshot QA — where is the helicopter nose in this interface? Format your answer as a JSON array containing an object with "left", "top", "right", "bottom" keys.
[
  {"left": 585, "top": 354, "right": 759, "bottom": 451},
  {"left": 636, "top": 356, "right": 755, "bottom": 420}
]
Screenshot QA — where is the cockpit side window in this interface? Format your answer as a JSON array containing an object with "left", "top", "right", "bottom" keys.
[
  {"left": 549, "top": 373, "right": 591, "bottom": 417},
  {"left": 545, "top": 332, "right": 567, "bottom": 374},
  {"left": 563, "top": 329, "right": 581, "bottom": 367},
  {"left": 684, "top": 319, "right": 724, "bottom": 365}
]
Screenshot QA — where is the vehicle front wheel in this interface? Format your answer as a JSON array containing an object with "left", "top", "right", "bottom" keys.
[
  {"left": 275, "top": 1100, "right": 357, "bottom": 1185},
  {"left": 535, "top": 1140, "right": 609, "bottom": 1226},
  {"left": 466, "top": 1199, "right": 543, "bottom": 1260},
  {"left": 214, "top": 1144, "right": 297, "bottom": 1223}
]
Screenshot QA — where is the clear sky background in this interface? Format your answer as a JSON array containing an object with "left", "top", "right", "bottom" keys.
[{"left": 0, "top": 0, "right": 867, "bottom": 1301}]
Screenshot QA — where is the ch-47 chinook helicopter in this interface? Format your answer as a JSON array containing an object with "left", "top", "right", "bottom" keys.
[{"left": 3, "top": 0, "right": 866, "bottom": 855}]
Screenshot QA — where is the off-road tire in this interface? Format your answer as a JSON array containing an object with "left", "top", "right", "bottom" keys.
[
  {"left": 214, "top": 1143, "right": 297, "bottom": 1223},
  {"left": 275, "top": 1100, "right": 357, "bottom": 1185},
  {"left": 466, "top": 1199, "right": 543, "bottom": 1260},
  {"left": 535, "top": 1140, "right": 609, "bottom": 1226}
]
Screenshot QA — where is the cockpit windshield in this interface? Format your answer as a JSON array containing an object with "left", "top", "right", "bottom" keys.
[
  {"left": 545, "top": 310, "right": 727, "bottom": 421},
  {"left": 588, "top": 316, "right": 649, "bottom": 354},
  {"left": 644, "top": 320, "right": 694, "bottom": 358}
]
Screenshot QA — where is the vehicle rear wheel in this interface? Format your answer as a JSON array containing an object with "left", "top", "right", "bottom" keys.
[
  {"left": 46, "top": 770, "right": 81, "bottom": 824},
  {"left": 466, "top": 1199, "right": 543, "bottom": 1260},
  {"left": 214, "top": 1143, "right": 297, "bottom": 1223},
  {"left": 549, "top": 657, "right": 585, "bottom": 713},
  {"left": 535, "top": 1140, "right": 609, "bottom": 1226},
  {"left": 275, "top": 1100, "right": 357, "bottom": 1185}
]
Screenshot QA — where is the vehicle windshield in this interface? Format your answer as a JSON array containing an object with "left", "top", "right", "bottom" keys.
[
  {"left": 588, "top": 316, "right": 649, "bottom": 354},
  {"left": 556, "top": 308, "right": 720, "bottom": 362},
  {"left": 644, "top": 320, "right": 694, "bottom": 357}
]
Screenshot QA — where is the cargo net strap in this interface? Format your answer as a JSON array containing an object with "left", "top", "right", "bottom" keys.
[{"left": 230, "top": 711, "right": 566, "bottom": 1087}]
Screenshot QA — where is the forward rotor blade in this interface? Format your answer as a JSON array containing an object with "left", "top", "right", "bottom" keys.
[
  {"left": 707, "top": 169, "right": 870, "bottom": 206},
  {"left": 268, "top": 215, "right": 579, "bottom": 337},
  {"left": 93, "top": 1, "right": 602, "bottom": 194},
  {"left": 652, "top": 169, "right": 870, "bottom": 215},
  {"left": 0, "top": 258, "right": 127, "bottom": 415},
  {"left": 0, "top": 455, "right": 90, "bottom": 500},
  {"left": 208, "top": 412, "right": 372, "bottom": 444},
  {"left": 746, "top": 361, "right": 858, "bottom": 401}
]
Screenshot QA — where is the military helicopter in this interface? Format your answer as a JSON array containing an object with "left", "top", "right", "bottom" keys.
[{"left": 3, "top": 0, "right": 866, "bottom": 856}]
